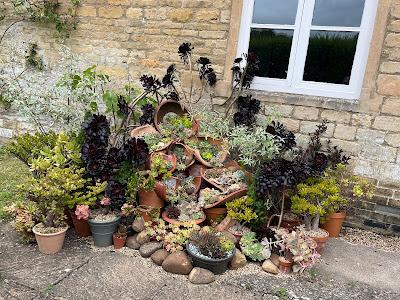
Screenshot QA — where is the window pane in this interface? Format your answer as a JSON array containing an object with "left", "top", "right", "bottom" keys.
[
  {"left": 249, "top": 29, "right": 294, "bottom": 79},
  {"left": 312, "top": 0, "right": 365, "bottom": 27},
  {"left": 303, "top": 31, "right": 359, "bottom": 85},
  {"left": 253, "top": 0, "right": 299, "bottom": 25}
]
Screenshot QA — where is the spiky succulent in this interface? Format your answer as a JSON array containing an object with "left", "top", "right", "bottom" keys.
[
  {"left": 166, "top": 206, "right": 181, "bottom": 219},
  {"left": 266, "top": 121, "right": 296, "bottom": 151},
  {"left": 178, "top": 42, "right": 193, "bottom": 64},
  {"left": 190, "top": 230, "right": 232, "bottom": 259},
  {"left": 139, "top": 104, "right": 155, "bottom": 126},
  {"left": 233, "top": 95, "right": 261, "bottom": 127}
]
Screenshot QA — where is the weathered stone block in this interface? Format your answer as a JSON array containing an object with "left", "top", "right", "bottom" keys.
[
  {"left": 199, "top": 31, "right": 226, "bottom": 39},
  {"left": 377, "top": 74, "right": 400, "bottom": 97},
  {"left": 360, "top": 144, "right": 397, "bottom": 163},
  {"left": 126, "top": 8, "right": 143, "bottom": 20},
  {"left": 195, "top": 10, "right": 220, "bottom": 21},
  {"left": 292, "top": 106, "right": 319, "bottom": 120},
  {"left": 373, "top": 116, "right": 400, "bottom": 132},
  {"left": 380, "top": 62, "right": 400, "bottom": 74},
  {"left": 329, "top": 139, "right": 360, "bottom": 155},
  {"left": 300, "top": 121, "right": 334, "bottom": 137},
  {"left": 382, "top": 97, "right": 400, "bottom": 116},
  {"left": 98, "top": 7, "right": 124, "bottom": 19},
  {"left": 334, "top": 124, "right": 357, "bottom": 140},
  {"left": 108, "top": 0, "right": 131, "bottom": 5},
  {"left": 351, "top": 113, "right": 373, "bottom": 128},
  {"left": 321, "top": 109, "right": 351, "bottom": 124},
  {"left": 389, "top": 19, "right": 400, "bottom": 32},
  {"left": 385, "top": 133, "right": 400, "bottom": 147},
  {"left": 167, "top": 8, "right": 193, "bottom": 22},
  {"left": 77, "top": 6, "right": 97, "bottom": 17},
  {"left": 385, "top": 33, "right": 400, "bottom": 47},
  {"left": 356, "top": 128, "right": 385, "bottom": 144},
  {"left": 281, "top": 118, "right": 300, "bottom": 131}
]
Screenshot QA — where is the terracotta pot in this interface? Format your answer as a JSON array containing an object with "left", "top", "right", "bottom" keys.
[
  {"left": 204, "top": 207, "right": 227, "bottom": 225},
  {"left": 321, "top": 211, "right": 346, "bottom": 238},
  {"left": 113, "top": 234, "right": 127, "bottom": 249},
  {"left": 310, "top": 229, "right": 330, "bottom": 253},
  {"left": 278, "top": 257, "right": 293, "bottom": 273},
  {"left": 33, "top": 224, "right": 68, "bottom": 255},
  {"left": 154, "top": 177, "right": 181, "bottom": 201},
  {"left": 154, "top": 100, "right": 199, "bottom": 137},
  {"left": 130, "top": 124, "right": 158, "bottom": 138},
  {"left": 161, "top": 211, "right": 206, "bottom": 226},
  {"left": 168, "top": 142, "right": 195, "bottom": 170},
  {"left": 190, "top": 137, "right": 228, "bottom": 168},
  {"left": 204, "top": 188, "right": 248, "bottom": 209},
  {"left": 187, "top": 163, "right": 207, "bottom": 177},
  {"left": 138, "top": 189, "right": 164, "bottom": 209},
  {"left": 137, "top": 205, "right": 160, "bottom": 223},
  {"left": 70, "top": 210, "right": 91, "bottom": 237},
  {"left": 266, "top": 213, "right": 300, "bottom": 231},
  {"left": 150, "top": 152, "right": 177, "bottom": 175}
]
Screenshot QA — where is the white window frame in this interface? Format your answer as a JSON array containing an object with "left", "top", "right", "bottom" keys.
[{"left": 237, "top": 0, "right": 378, "bottom": 100}]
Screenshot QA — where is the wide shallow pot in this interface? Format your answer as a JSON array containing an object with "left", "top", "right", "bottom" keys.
[
  {"left": 130, "top": 124, "right": 158, "bottom": 138},
  {"left": 204, "top": 207, "right": 227, "bottom": 225},
  {"left": 321, "top": 211, "right": 346, "bottom": 238},
  {"left": 154, "top": 100, "right": 199, "bottom": 137},
  {"left": 186, "top": 243, "right": 234, "bottom": 274},
  {"left": 70, "top": 210, "right": 91, "bottom": 237},
  {"left": 88, "top": 216, "right": 121, "bottom": 247},
  {"left": 149, "top": 152, "right": 177, "bottom": 176},
  {"left": 191, "top": 137, "right": 228, "bottom": 168},
  {"left": 310, "top": 229, "right": 330, "bottom": 253},
  {"left": 161, "top": 211, "right": 206, "bottom": 226},
  {"left": 138, "top": 189, "right": 164, "bottom": 209},
  {"left": 33, "top": 224, "right": 68, "bottom": 255},
  {"left": 204, "top": 188, "right": 248, "bottom": 209},
  {"left": 278, "top": 257, "right": 293, "bottom": 273},
  {"left": 168, "top": 142, "right": 195, "bottom": 170},
  {"left": 113, "top": 234, "right": 127, "bottom": 249}
]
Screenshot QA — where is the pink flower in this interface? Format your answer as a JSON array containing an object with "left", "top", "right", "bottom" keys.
[
  {"left": 100, "top": 197, "right": 111, "bottom": 206},
  {"left": 75, "top": 205, "right": 90, "bottom": 220}
]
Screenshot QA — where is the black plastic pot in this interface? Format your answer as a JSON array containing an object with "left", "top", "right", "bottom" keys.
[
  {"left": 88, "top": 216, "right": 121, "bottom": 247},
  {"left": 186, "top": 243, "right": 234, "bottom": 274}
]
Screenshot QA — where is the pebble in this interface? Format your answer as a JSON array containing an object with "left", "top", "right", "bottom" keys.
[
  {"left": 136, "top": 231, "right": 150, "bottom": 245},
  {"left": 229, "top": 249, "right": 247, "bottom": 270},
  {"left": 151, "top": 249, "right": 170, "bottom": 266},
  {"left": 188, "top": 267, "right": 216, "bottom": 284},
  {"left": 139, "top": 242, "right": 163, "bottom": 258},
  {"left": 132, "top": 218, "right": 145, "bottom": 233},
  {"left": 162, "top": 250, "right": 193, "bottom": 275},
  {"left": 262, "top": 259, "right": 279, "bottom": 275},
  {"left": 126, "top": 235, "right": 140, "bottom": 250}
]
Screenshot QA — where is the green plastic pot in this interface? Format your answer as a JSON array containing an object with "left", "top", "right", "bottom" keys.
[
  {"left": 186, "top": 243, "right": 234, "bottom": 274},
  {"left": 88, "top": 216, "right": 121, "bottom": 247}
]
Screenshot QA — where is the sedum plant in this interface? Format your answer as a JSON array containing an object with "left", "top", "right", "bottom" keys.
[
  {"left": 226, "top": 196, "right": 257, "bottom": 224},
  {"left": 3, "top": 201, "right": 38, "bottom": 243},
  {"left": 290, "top": 177, "right": 347, "bottom": 231},
  {"left": 240, "top": 231, "right": 270, "bottom": 261}
]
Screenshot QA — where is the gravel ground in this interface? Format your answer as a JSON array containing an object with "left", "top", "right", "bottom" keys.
[{"left": 340, "top": 227, "right": 400, "bottom": 253}]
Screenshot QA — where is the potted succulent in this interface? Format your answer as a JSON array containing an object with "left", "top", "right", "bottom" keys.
[
  {"left": 157, "top": 110, "right": 198, "bottom": 140},
  {"left": 186, "top": 229, "right": 235, "bottom": 274},
  {"left": 202, "top": 167, "right": 247, "bottom": 195},
  {"left": 113, "top": 224, "right": 128, "bottom": 249},
  {"left": 239, "top": 232, "right": 271, "bottom": 262},
  {"left": 320, "top": 164, "right": 375, "bottom": 237},
  {"left": 143, "top": 132, "right": 173, "bottom": 153},
  {"left": 187, "top": 137, "right": 228, "bottom": 168},
  {"left": 226, "top": 196, "right": 257, "bottom": 238},
  {"left": 290, "top": 177, "right": 348, "bottom": 252},
  {"left": 162, "top": 200, "right": 206, "bottom": 226},
  {"left": 168, "top": 142, "right": 194, "bottom": 171}
]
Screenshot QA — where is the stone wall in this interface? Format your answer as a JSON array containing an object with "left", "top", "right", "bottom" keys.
[{"left": 1, "top": 0, "right": 400, "bottom": 234}]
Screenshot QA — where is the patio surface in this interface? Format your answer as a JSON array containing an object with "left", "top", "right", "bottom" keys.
[{"left": 0, "top": 221, "right": 399, "bottom": 300}]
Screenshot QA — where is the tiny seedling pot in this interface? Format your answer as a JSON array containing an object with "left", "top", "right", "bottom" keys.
[
  {"left": 113, "top": 233, "right": 127, "bottom": 249},
  {"left": 88, "top": 216, "right": 121, "bottom": 247}
]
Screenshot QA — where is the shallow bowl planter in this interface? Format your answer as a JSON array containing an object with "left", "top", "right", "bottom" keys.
[
  {"left": 186, "top": 243, "right": 234, "bottom": 274},
  {"left": 321, "top": 210, "right": 346, "bottom": 237},
  {"left": 88, "top": 216, "right": 121, "bottom": 247},
  {"left": 190, "top": 137, "right": 228, "bottom": 168},
  {"left": 33, "top": 224, "right": 68, "bottom": 255},
  {"left": 161, "top": 211, "right": 206, "bottom": 226},
  {"left": 130, "top": 124, "right": 158, "bottom": 138},
  {"left": 70, "top": 210, "right": 91, "bottom": 237},
  {"left": 204, "top": 188, "right": 248, "bottom": 209}
]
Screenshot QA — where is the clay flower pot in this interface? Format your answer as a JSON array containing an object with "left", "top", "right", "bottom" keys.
[
  {"left": 168, "top": 142, "right": 195, "bottom": 170},
  {"left": 138, "top": 189, "right": 164, "bottom": 209},
  {"left": 70, "top": 210, "right": 91, "bottom": 237},
  {"left": 278, "top": 257, "right": 293, "bottom": 273},
  {"left": 161, "top": 211, "right": 206, "bottom": 226},
  {"left": 187, "top": 163, "right": 207, "bottom": 177},
  {"left": 88, "top": 216, "right": 121, "bottom": 247},
  {"left": 137, "top": 205, "right": 160, "bottom": 223},
  {"left": 190, "top": 137, "right": 228, "bottom": 168},
  {"left": 149, "top": 152, "right": 177, "bottom": 176},
  {"left": 310, "top": 229, "right": 330, "bottom": 253},
  {"left": 204, "top": 189, "right": 248, "bottom": 209},
  {"left": 154, "top": 177, "right": 181, "bottom": 201},
  {"left": 266, "top": 213, "right": 300, "bottom": 231},
  {"left": 154, "top": 100, "right": 199, "bottom": 137},
  {"left": 321, "top": 211, "right": 346, "bottom": 237},
  {"left": 130, "top": 124, "right": 158, "bottom": 138},
  {"left": 33, "top": 224, "right": 69, "bottom": 255},
  {"left": 113, "top": 233, "right": 127, "bottom": 249},
  {"left": 204, "top": 207, "right": 227, "bottom": 225}
]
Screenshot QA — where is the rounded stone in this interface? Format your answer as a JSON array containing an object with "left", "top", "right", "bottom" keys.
[
  {"left": 151, "top": 249, "right": 170, "bottom": 266},
  {"left": 229, "top": 249, "right": 247, "bottom": 270},
  {"left": 262, "top": 259, "right": 279, "bottom": 275},
  {"left": 132, "top": 218, "right": 145, "bottom": 233},
  {"left": 126, "top": 235, "right": 140, "bottom": 250},
  {"left": 162, "top": 250, "right": 193, "bottom": 275},
  {"left": 139, "top": 242, "right": 163, "bottom": 258},
  {"left": 188, "top": 267, "right": 215, "bottom": 284},
  {"left": 136, "top": 231, "right": 150, "bottom": 245}
]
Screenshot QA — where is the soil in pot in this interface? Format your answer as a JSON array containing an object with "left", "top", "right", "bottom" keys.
[
  {"left": 138, "top": 189, "right": 164, "bottom": 209},
  {"left": 70, "top": 210, "right": 91, "bottom": 237},
  {"left": 186, "top": 243, "right": 234, "bottom": 274},
  {"left": 33, "top": 223, "right": 69, "bottom": 255},
  {"left": 304, "top": 228, "right": 330, "bottom": 253},
  {"left": 88, "top": 216, "right": 121, "bottom": 247},
  {"left": 113, "top": 233, "right": 127, "bottom": 249},
  {"left": 321, "top": 211, "right": 346, "bottom": 238},
  {"left": 161, "top": 211, "right": 206, "bottom": 226},
  {"left": 204, "top": 207, "right": 227, "bottom": 225}
]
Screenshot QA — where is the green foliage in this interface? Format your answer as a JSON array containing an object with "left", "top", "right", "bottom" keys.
[
  {"left": 239, "top": 232, "right": 265, "bottom": 261},
  {"left": 159, "top": 113, "right": 194, "bottom": 140},
  {"left": 150, "top": 153, "right": 173, "bottom": 180},
  {"left": 4, "top": 131, "right": 58, "bottom": 166},
  {"left": 25, "top": 43, "right": 43, "bottom": 70},
  {"left": 190, "top": 229, "right": 235, "bottom": 259},
  {"left": 226, "top": 196, "right": 257, "bottom": 224},
  {"left": 247, "top": 181, "right": 271, "bottom": 230},
  {"left": 272, "top": 288, "right": 289, "bottom": 300}
]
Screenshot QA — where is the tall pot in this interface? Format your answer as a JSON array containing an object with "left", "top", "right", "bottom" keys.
[
  {"left": 33, "top": 224, "right": 68, "bottom": 255},
  {"left": 88, "top": 216, "right": 121, "bottom": 247},
  {"left": 321, "top": 211, "right": 346, "bottom": 238},
  {"left": 70, "top": 210, "right": 91, "bottom": 237}
]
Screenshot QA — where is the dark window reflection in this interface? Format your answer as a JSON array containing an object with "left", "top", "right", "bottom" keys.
[
  {"left": 303, "top": 31, "right": 359, "bottom": 84},
  {"left": 253, "top": 0, "right": 298, "bottom": 25},
  {"left": 312, "top": 0, "right": 365, "bottom": 27},
  {"left": 249, "top": 29, "right": 294, "bottom": 79}
]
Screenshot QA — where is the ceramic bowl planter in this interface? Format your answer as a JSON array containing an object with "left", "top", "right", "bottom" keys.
[
  {"left": 278, "top": 257, "right": 293, "bottom": 273},
  {"left": 70, "top": 210, "right": 91, "bottom": 237},
  {"left": 130, "top": 124, "right": 158, "bottom": 138},
  {"left": 321, "top": 211, "right": 346, "bottom": 237},
  {"left": 33, "top": 224, "right": 69, "bottom": 255},
  {"left": 88, "top": 216, "right": 121, "bottom": 247},
  {"left": 186, "top": 243, "right": 234, "bottom": 274},
  {"left": 204, "top": 207, "right": 227, "bottom": 225}
]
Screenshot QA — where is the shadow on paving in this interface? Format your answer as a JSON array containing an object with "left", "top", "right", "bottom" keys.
[{"left": 1, "top": 221, "right": 399, "bottom": 300}]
